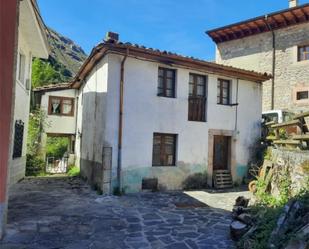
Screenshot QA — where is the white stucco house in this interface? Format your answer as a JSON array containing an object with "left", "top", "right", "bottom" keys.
[
  {"left": 10, "top": 0, "right": 49, "bottom": 184},
  {"left": 33, "top": 83, "right": 78, "bottom": 168},
  {"left": 70, "top": 32, "right": 271, "bottom": 193}
]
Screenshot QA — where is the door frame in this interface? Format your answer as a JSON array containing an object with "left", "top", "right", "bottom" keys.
[{"left": 207, "top": 129, "right": 236, "bottom": 187}]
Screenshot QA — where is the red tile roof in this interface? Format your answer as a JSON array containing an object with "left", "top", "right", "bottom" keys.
[{"left": 71, "top": 41, "right": 271, "bottom": 89}]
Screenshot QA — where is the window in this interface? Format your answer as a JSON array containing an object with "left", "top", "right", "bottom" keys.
[
  {"left": 48, "top": 96, "right": 74, "bottom": 116},
  {"left": 217, "top": 79, "right": 231, "bottom": 105},
  {"left": 298, "top": 45, "right": 309, "bottom": 61},
  {"left": 158, "top": 67, "right": 176, "bottom": 98},
  {"left": 188, "top": 73, "right": 207, "bottom": 122},
  {"left": 262, "top": 113, "right": 279, "bottom": 123},
  {"left": 152, "top": 133, "right": 177, "bottom": 166},
  {"left": 18, "top": 52, "right": 26, "bottom": 84},
  {"left": 296, "top": 91, "right": 308, "bottom": 100},
  {"left": 13, "top": 120, "right": 24, "bottom": 158}
]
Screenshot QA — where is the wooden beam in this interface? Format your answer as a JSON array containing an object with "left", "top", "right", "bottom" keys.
[
  {"left": 280, "top": 13, "right": 289, "bottom": 26},
  {"left": 244, "top": 24, "right": 253, "bottom": 35},
  {"left": 270, "top": 16, "right": 279, "bottom": 28},
  {"left": 271, "top": 119, "right": 300, "bottom": 128},
  {"left": 290, "top": 10, "right": 300, "bottom": 23},
  {"left": 299, "top": 8, "right": 309, "bottom": 21},
  {"left": 293, "top": 134, "right": 309, "bottom": 140},
  {"left": 253, "top": 21, "right": 262, "bottom": 32},
  {"left": 273, "top": 140, "right": 301, "bottom": 145},
  {"left": 293, "top": 111, "right": 309, "bottom": 119},
  {"left": 228, "top": 28, "right": 238, "bottom": 39}
]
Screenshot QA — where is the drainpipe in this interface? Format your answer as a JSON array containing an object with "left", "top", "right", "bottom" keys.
[
  {"left": 265, "top": 15, "right": 276, "bottom": 110},
  {"left": 117, "top": 48, "right": 129, "bottom": 191},
  {"left": 235, "top": 79, "right": 239, "bottom": 131}
]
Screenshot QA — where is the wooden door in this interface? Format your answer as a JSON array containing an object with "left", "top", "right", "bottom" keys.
[{"left": 213, "top": 135, "right": 229, "bottom": 170}]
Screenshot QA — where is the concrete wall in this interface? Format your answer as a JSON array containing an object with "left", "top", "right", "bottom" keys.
[
  {"left": 41, "top": 89, "right": 77, "bottom": 135},
  {"left": 216, "top": 23, "right": 309, "bottom": 113},
  {"left": 10, "top": 30, "right": 32, "bottom": 184},
  {"left": 77, "top": 53, "right": 262, "bottom": 193}
]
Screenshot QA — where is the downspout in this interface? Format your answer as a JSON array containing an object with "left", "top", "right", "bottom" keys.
[
  {"left": 265, "top": 15, "right": 276, "bottom": 110},
  {"left": 117, "top": 48, "right": 129, "bottom": 191},
  {"left": 235, "top": 79, "right": 239, "bottom": 131}
]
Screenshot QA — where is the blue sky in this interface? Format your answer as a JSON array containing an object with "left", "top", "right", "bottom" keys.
[{"left": 38, "top": 0, "right": 308, "bottom": 61}]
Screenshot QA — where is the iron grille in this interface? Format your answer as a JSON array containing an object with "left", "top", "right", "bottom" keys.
[{"left": 13, "top": 120, "right": 24, "bottom": 158}]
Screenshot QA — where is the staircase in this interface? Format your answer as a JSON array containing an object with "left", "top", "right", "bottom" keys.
[{"left": 214, "top": 170, "right": 233, "bottom": 189}]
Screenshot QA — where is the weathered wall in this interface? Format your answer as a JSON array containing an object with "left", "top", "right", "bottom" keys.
[
  {"left": 10, "top": 27, "right": 32, "bottom": 185},
  {"left": 270, "top": 148, "right": 309, "bottom": 196},
  {"left": 41, "top": 89, "right": 77, "bottom": 135},
  {"left": 107, "top": 55, "right": 262, "bottom": 193},
  {"left": 76, "top": 53, "right": 262, "bottom": 193},
  {"left": 216, "top": 23, "right": 309, "bottom": 112},
  {"left": 9, "top": 0, "right": 48, "bottom": 185},
  {"left": 75, "top": 56, "right": 109, "bottom": 190}
]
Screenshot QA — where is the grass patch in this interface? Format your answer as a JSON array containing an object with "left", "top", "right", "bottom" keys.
[{"left": 67, "top": 166, "right": 80, "bottom": 177}]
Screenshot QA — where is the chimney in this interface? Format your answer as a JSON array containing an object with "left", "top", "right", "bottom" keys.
[
  {"left": 289, "top": 0, "right": 298, "bottom": 8},
  {"left": 105, "top": 31, "right": 119, "bottom": 43}
]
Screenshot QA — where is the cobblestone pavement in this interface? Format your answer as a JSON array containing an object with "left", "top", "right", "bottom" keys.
[{"left": 0, "top": 177, "right": 251, "bottom": 249}]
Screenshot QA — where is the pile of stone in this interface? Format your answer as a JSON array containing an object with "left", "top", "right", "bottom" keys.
[
  {"left": 230, "top": 196, "right": 309, "bottom": 249},
  {"left": 230, "top": 196, "right": 253, "bottom": 241},
  {"left": 269, "top": 200, "right": 308, "bottom": 249}
]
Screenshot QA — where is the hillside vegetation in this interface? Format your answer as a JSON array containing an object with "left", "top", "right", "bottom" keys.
[{"left": 32, "top": 28, "right": 87, "bottom": 88}]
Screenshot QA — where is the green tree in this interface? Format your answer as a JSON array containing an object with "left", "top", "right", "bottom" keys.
[
  {"left": 26, "top": 109, "right": 49, "bottom": 176},
  {"left": 46, "top": 137, "right": 69, "bottom": 158},
  {"left": 31, "top": 58, "right": 71, "bottom": 88}
]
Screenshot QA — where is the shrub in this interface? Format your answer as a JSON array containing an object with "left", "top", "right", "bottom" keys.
[
  {"left": 26, "top": 154, "right": 45, "bottom": 176},
  {"left": 182, "top": 172, "right": 208, "bottom": 190},
  {"left": 67, "top": 166, "right": 80, "bottom": 177}
]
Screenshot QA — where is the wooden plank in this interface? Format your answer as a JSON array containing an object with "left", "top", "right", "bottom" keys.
[
  {"left": 271, "top": 120, "right": 300, "bottom": 128},
  {"left": 265, "top": 121, "right": 276, "bottom": 126},
  {"left": 266, "top": 135, "right": 277, "bottom": 141},
  {"left": 292, "top": 134, "right": 309, "bottom": 140},
  {"left": 293, "top": 111, "right": 309, "bottom": 119},
  {"left": 273, "top": 140, "right": 301, "bottom": 145},
  {"left": 214, "top": 170, "right": 230, "bottom": 173}
]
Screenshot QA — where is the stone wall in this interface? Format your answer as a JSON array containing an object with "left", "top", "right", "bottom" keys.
[
  {"left": 270, "top": 148, "right": 309, "bottom": 196},
  {"left": 216, "top": 23, "right": 309, "bottom": 112}
]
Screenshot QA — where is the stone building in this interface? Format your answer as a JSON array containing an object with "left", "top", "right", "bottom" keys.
[
  {"left": 71, "top": 32, "right": 270, "bottom": 193},
  {"left": 207, "top": 1, "right": 309, "bottom": 113}
]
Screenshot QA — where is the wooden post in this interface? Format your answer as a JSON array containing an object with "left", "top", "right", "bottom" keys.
[{"left": 0, "top": 0, "right": 19, "bottom": 239}]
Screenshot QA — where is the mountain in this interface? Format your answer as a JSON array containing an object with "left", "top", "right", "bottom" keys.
[
  {"left": 46, "top": 28, "right": 87, "bottom": 76},
  {"left": 32, "top": 28, "right": 87, "bottom": 88}
]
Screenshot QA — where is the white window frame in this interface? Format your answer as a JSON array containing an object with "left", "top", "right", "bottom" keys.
[{"left": 17, "top": 51, "right": 26, "bottom": 85}]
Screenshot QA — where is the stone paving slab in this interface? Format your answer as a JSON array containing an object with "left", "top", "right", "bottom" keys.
[{"left": 0, "top": 177, "right": 250, "bottom": 249}]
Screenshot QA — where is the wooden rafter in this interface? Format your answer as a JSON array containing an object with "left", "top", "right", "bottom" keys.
[
  {"left": 270, "top": 16, "right": 279, "bottom": 28},
  {"left": 280, "top": 13, "right": 289, "bottom": 25},
  {"left": 299, "top": 8, "right": 308, "bottom": 21},
  {"left": 244, "top": 23, "right": 253, "bottom": 35},
  {"left": 207, "top": 4, "right": 309, "bottom": 43},
  {"left": 290, "top": 10, "right": 300, "bottom": 23},
  {"left": 253, "top": 21, "right": 262, "bottom": 32}
]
